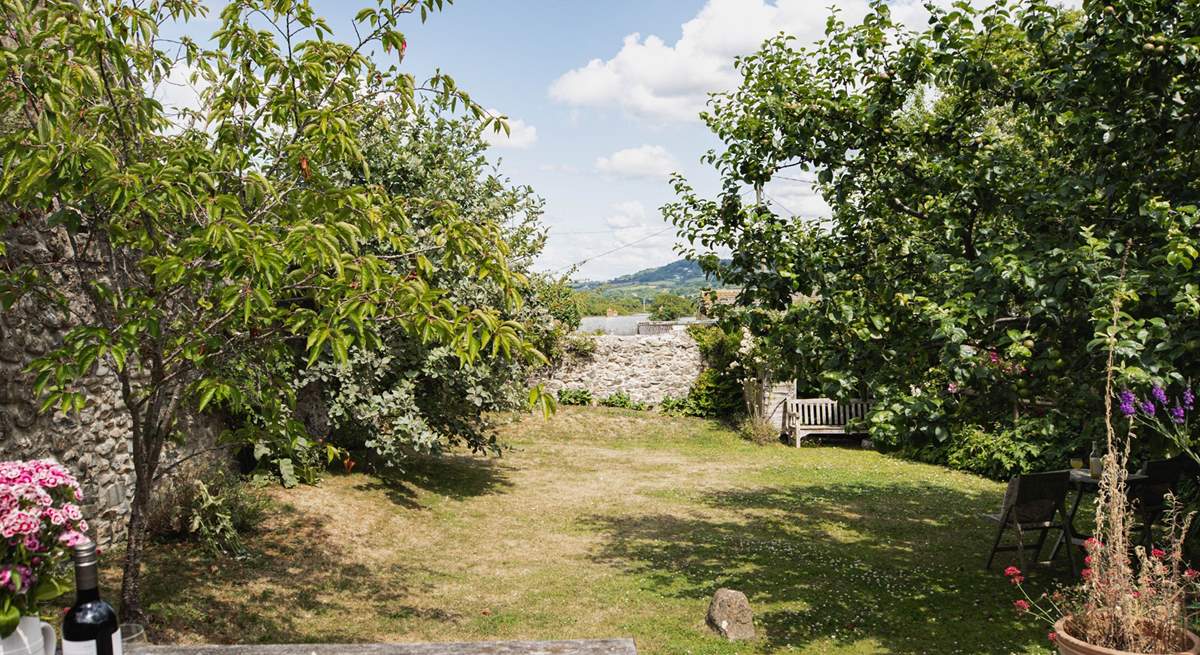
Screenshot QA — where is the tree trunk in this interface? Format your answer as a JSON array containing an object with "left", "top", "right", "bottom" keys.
[
  {"left": 119, "top": 475, "right": 151, "bottom": 623},
  {"left": 118, "top": 401, "right": 166, "bottom": 624}
]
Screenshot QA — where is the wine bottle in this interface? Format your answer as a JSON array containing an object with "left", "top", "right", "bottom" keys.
[
  {"left": 1089, "top": 440, "right": 1104, "bottom": 479},
  {"left": 62, "top": 539, "right": 123, "bottom": 655}
]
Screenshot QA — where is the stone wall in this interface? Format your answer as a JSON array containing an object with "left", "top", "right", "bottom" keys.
[
  {"left": 545, "top": 329, "right": 704, "bottom": 405},
  {"left": 0, "top": 225, "right": 226, "bottom": 547}
]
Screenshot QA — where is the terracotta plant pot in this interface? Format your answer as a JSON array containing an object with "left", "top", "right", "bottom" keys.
[{"left": 1054, "top": 617, "right": 1200, "bottom": 655}]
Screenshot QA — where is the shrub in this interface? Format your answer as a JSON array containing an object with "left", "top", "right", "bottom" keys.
[
  {"left": 562, "top": 334, "right": 597, "bottom": 359},
  {"left": 684, "top": 369, "right": 744, "bottom": 419},
  {"left": 684, "top": 325, "right": 746, "bottom": 419},
  {"left": 599, "top": 391, "right": 648, "bottom": 411},
  {"left": 738, "top": 417, "right": 780, "bottom": 445},
  {"left": 942, "top": 425, "right": 1045, "bottom": 479},
  {"left": 658, "top": 395, "right": 692, "bottom": 415},
  {"left": 557, "top": 388, "right": 594, "bottom": 406},
  {"left": 148, "top": 470, "right": 269, "bottom": 558}
]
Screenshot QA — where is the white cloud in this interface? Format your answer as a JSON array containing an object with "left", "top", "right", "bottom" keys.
[
  {"left": 605, "top": 201, "right": 648, "bottom": 228},
  {"left": 595, "top": 145, "right": 678, "bottom": 180},
  {"left": 550, "top": 0, "right": 1081, "bottom": 124},
  {"left": 483, "top": 110, "right": 538, "bottom": 149}
]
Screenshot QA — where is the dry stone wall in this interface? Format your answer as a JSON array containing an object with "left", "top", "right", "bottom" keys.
[{"left": 546, "top": 329, "right": 703, "bottom": 405}]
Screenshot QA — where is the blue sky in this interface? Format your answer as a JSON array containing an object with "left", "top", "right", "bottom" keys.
[{"left": 165, "top": 0, "right": 1077, "bottom": 281}]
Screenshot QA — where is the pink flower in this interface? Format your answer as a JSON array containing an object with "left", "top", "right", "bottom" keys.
[
  {"left": 1048, "top": 632, "right": 1057, "bottom": 642},
  {"left": 1004, "top": 566, "right": 1022, "bottom": 578},
  {"left": 44, "top": 508, "right": 65, "bottom": 526},
  {"left": 58, "top": 530, "right": 87, "bottom": 547},
  {"left": 1014, "top": 599, "right": 1030, "bottom": 612},
  {"left": 1081, "top": 568, "right": 1093, "bottom": 579},
  {"left": 63, "top": 504, "right": 82, "bottom": 521},
  {"left": 1185, "top": 568, "right": 1198, "bottom": 579}
]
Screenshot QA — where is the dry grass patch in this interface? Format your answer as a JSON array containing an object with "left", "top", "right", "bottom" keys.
[{"left": 112, "top": 407, "right": 1062, "bottom": 654}]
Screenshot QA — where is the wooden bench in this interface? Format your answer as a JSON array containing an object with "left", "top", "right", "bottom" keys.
[
  {"left": 128, "top": 640, "right": 637, "bottom": 655},
  {"left": 783, "top": 398, "right": 871, "bottom": 446}
]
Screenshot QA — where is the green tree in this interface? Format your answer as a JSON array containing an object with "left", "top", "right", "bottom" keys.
[
  {"left": 648, "top": 292, "right": 696, "bottom": 321},
  {"left": 0, "top": 0, "right": 547, "bottom": 619},
  {"left": 306, "top": 99, "right": 563, "bottom": 462},
  {"left": 668, "top": 0, "right": 1200, "bottom": 475},
  {"left": 573, "top": 289, "right": 643, "bottom": 317}
]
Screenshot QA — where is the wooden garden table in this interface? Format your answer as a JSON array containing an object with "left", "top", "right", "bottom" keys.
[
  {"left": 127, "top": 640, "right": 638, "bottom": 655},
  {"left": 1049, "top": 468, "right": 1148, "bottom": 560}
]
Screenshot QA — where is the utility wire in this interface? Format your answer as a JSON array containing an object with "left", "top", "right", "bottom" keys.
[
  {"left": 763, "top": 192, "right": 799, "bottom": 218},
  {"left": 774, "top": 174, "right": 820, "bottom": 184},
  {"left": 553, "top": 225, "right": 677, "bottom": 274}
]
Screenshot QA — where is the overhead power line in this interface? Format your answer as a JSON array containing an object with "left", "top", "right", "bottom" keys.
[{"left": 554, "top": 225, "right": 677, "bottom": 273}]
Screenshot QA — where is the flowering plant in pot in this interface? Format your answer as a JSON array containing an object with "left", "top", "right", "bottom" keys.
[
  {"left": 1008, "top": 295, "right": 1200, "bottom": 653},
  {"left": 0, "top": 459, "right": 89, "bottom": 648}
]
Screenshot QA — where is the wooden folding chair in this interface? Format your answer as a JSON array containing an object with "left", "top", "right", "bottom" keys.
[{"left": 984, "top": 470, "right": 1077, "bottom": 575}]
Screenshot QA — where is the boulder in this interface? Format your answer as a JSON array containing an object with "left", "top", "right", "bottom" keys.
[{"left": 706, "top": 588, "right": 755, "bottom": 641}]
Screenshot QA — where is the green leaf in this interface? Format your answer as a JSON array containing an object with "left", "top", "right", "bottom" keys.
[
  {"left": 0, "top": 599, "right": 17, "bottom": 638},
  {"left": 32, "top": 573, "right": 71, "bottom": 602}
]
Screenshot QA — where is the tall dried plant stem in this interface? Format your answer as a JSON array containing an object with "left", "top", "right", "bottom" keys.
[{"left": 1080, "top": 243, "right": 1140, "bottom": 648}]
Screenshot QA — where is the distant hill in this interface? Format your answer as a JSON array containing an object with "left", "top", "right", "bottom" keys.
[{"left": 573, "top": 259, "right": 723, "bottom": 297}]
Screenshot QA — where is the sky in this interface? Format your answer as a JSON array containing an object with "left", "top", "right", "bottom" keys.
[{"left": 165, "top": 0, "right": 1078, "bottom": 282}]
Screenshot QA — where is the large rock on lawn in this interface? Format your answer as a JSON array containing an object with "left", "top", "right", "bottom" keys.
[{"left": 706, "top": 588, "right": 755, "bottom": 641}]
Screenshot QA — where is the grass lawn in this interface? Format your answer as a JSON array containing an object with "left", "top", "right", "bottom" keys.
[{"left": 113, "top": 407, "right": 1068, "bottom": 654}]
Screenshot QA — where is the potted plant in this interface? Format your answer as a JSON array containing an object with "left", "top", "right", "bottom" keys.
[
  {"left": 1, "top": 459, "right": 89, "bottom": 654},
  {"left": 1008, "top": 302, "right": 1200, "bottom": 654}
]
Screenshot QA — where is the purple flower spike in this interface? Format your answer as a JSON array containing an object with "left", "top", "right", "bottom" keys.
[
  {"left": 1172, "top": 406, "right": 1187, "bottom": 424},
  {"left": 1153, "top": 386, "right": 1169, "bottom": 406},
  {"left": 1184, "top": 389, "right": 1196, "bottom": 411},
  {"left": 1141, "top": 400, "right": 1157, "bottom": 415},
  {"left": 1119, "top": 390, "right": 1137, "bottom": 417}
]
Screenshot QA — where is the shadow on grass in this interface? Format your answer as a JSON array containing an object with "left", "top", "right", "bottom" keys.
[
  {"left": 135, "top": 504, "right": 458, "bottom": 643},
  {"left": 584, "top": 478, "right": 1073, "bottom": 654},
  {"left": 354, "top": 452, "right": 514, "bottom": 510}
]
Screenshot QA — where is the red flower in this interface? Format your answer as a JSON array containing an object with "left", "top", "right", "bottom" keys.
[
  {"left": 1185, "top": 568, "right": 1198, "bottom": 579},
  {"left": 1152, "top": 548, "right": 1166, "bottom": 559},
  {"left": 1014, "top": 600, "right": 1030, "bottom": 612},
  {"left": 1081, "top": 568, "right": 1092, "bottom": 579},
  {"left": 1083, "top": 555, "right": 1092, "bottom": 565},
  {"left": 1084, "top": 537, "right": 1102, "bottom": 551},
  {"left": 1048, "top": 632, "right": 1057, "bottom": 642},
  {"left": 1004, "top": 566, "right": 1022, "bottom": 578}
]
